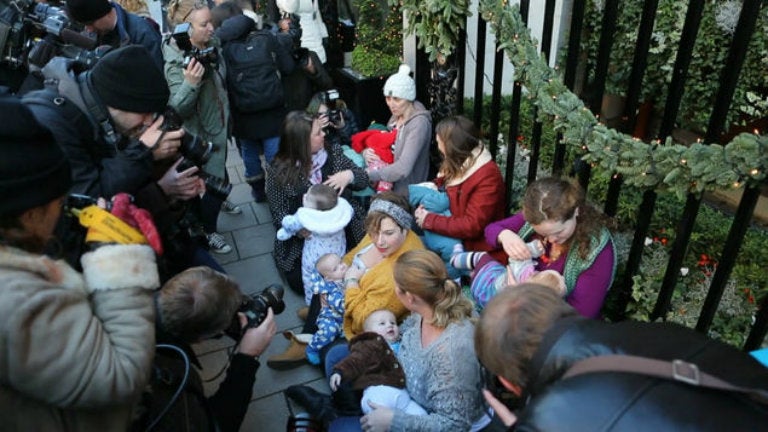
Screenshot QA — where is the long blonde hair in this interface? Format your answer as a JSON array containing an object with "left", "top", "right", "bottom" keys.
[{"left": 394, "top": 250, "right": 475, "bottom": 328}]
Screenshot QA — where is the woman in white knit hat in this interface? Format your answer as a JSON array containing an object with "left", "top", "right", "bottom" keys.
[{"left": 363, "top": 64, "right": 432, "bottom": 197}]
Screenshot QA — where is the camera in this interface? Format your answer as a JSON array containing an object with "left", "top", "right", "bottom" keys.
[
  {"left": 160, "top": 107, "right": 232, "bottom": 200},
  {"left": 320, "top": 89, "right": 342, "bottom": 127},
  {"left": 1, "top": 0, "right": 96, "bottom": 71},
  {"left": 225, "top": 284, "right": 286, "bottom": 340},
  {"left": 480, "top": 364, "right": 526, "bottom": 411},
  {"left": 171, "top": 22, "right": 218, "bottom": 68}
]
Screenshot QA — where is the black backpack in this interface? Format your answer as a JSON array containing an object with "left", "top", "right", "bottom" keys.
[{"left": 223, "top": 30, "right": 284, "bottom": 113}]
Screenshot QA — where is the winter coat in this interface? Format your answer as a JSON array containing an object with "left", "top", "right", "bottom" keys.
[
  {"left": 515, "top": 316, "right": 768, "bottom": 431},
  {"left": 163, "top": 36, "right": 230, "bottom": 180},
  {"left": 282, "top": 48, "right": 334, "bottom": 112},
  {"left": 367, "top": 101, "right": 432, "bottom": 197},
  {"left": 266, "top": 143, "right": 369, "bottom": 277},
  {"left": 22, "top": 57, "right": 155, "bottom": 198},
  {"left": 0, "top": 245, "right": 159, "bottom": 431},
  {"left": 424, "top": 145, "right": 506, "bottom": 254},
  {"left": 276, "top": 0, "right": 329, "bottom": 63},
  {"left": 100, "top": 2, "right": 163, "bottom": 71},
  {"left": 334, "top": 332, "right": 406, "bottom": 391},
  {"left": 216, "top": 15, "right": 295, "bottom": 140},
  {"left": 139, "top": 329, "right": 261, "bottom": 432}
]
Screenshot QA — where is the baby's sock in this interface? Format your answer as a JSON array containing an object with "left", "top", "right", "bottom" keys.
[{"left": 451, "top": 251, "right": 487, "bottom": 270}]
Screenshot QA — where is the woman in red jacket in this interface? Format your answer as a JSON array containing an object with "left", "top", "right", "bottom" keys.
[{"left": 413, "top": 116, "right": 506, "bottom": 263}]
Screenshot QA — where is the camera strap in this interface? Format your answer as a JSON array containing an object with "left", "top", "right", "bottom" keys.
[{"left": 78, "top": 71, "right": 121, "bottom": 149}]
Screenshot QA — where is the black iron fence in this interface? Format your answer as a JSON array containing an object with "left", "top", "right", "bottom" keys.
[{"left": 413, "top": 0, "right": 767, "bottom": 350}]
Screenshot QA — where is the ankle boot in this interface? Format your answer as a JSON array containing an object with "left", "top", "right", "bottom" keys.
[
  {"left": 286, "top": 385, "right": 338, "bottom": 425},
  {"left": 267, "top": 331, "right": 308, "bottom": 370},
  {"left": 248, "top": 178, "right": 266, "bottom": 203}
]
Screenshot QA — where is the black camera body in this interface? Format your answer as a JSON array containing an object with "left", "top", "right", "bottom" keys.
[
  {"left": 160, "top": 106, "right": 232, "bottom": 200},
  {"left": 226, "top": 284, "right": 286, "bottom": 340},
  {"left": 320, "top": 89, "right": 342, "bottom": 127},
  {"left": 171, "top": 22, "right": 218, "bottom": 68},
  {"left": 1, "top": 0, "right": 97, "bottom": 71}
]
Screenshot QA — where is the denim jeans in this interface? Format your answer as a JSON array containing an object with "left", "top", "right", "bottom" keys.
[{"left": 239, "top": 136, "right": 279, "bottom": 180}]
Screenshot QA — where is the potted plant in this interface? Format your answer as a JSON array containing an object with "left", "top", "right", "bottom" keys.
[{"left": 332, "top": 0, "right": 402, "bottom": 126}]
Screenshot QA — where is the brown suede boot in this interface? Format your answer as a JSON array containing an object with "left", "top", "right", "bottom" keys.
[{"left": 267, "top": 331, "right": 309, "bottom": 370}]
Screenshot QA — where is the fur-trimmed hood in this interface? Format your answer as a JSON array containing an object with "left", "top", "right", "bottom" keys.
[{"left": 294, "top": 197, "right": 354, "bottom": 236}]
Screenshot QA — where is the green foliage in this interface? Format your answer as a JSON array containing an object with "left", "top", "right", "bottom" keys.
[
  {"left": 477, "top": 0, "right": 768, "bottom": 200},
  {"left": 350, "top": 0, "right": 402, "bottom": 77},
  {"left": 578, "top": 0, "right": 768, "bottom": 135},
  {"left": 393, "top": 0, "right": 471, "bottom": 62}
]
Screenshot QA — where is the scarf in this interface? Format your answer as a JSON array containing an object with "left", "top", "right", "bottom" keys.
[{"left": 309, "top": 148, "right": 328, "bottom": 184}]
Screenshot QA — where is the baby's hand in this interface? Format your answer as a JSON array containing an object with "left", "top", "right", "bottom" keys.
[{"left": 329, "top": 373, "right": 342, "bottom": 391}]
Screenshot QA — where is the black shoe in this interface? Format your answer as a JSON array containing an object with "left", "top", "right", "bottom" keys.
[
  {"left": 285, "top": 385, "right": 338, "bottom": 424},
  {"left": 249, "top": 178, "right": 266, "bottom": 203}
]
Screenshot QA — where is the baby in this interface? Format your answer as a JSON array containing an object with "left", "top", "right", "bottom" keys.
[
  {"left": 305, "top": 253, "right": 348, "bottom": 365},
  {"left": 451, "top": 240, "right": 566, "bottom": 310},
  {"left": 329, "top": 309, "right": 427, "bottom": 416},
  {"left": 276, "top": 184, "right": 353, "bottom": 305}
]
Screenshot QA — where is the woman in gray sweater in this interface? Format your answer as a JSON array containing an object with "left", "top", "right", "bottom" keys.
[
  {"left": 359, "top": 249, "right": 490, "bottom": 431},
  {"left": 363, "top": 64, "right": 432, "bottom": 197}
]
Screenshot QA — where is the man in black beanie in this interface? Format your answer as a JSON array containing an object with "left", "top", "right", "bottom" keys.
[
  {"left": 22, "top": 44, "right": 223, "bottom": 280},
  {"left": 23, "top": 44, "right": 183, "bottom": 199},
  {"left": 65, "top": 0, "right": 163, "bottom": 70}
]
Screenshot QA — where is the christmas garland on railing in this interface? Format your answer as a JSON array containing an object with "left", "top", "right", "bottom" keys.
[{"left": 477, "top": 0, "right": 767, "bottom": 199}]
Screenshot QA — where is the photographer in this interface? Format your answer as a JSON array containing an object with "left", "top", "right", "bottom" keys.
[
  {"left": 475, "top": 284, "right": 768, "bottom": 431},
  {"left": 23, "top": 44, "right": 182, "bottom": 199},
  {"left": 0, "top": 95, "right": 160, "bottom": 430},
  {"left": 65, "top": 0, "right": 163, "bottom": 69},
  {"left": 165, "top": 0, "right": 238, "bottom": 254},
  {"left": 144, "top": 266, "right": 278, "bottom": 431},
  {"left": 213, "top": 2, "right": 295, "bottom": 202},
  {"left": 278, "top": 13, "right": 333, "bottom": 112}
]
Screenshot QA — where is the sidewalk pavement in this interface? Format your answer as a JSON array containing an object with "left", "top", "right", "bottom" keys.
[{"left": 192, "top": 141, "right": 329, "bottom": 431}]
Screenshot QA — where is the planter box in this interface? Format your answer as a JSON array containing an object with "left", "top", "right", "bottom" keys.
[{"left": 331, "top": 68, "right": 390, "bottom": 128}]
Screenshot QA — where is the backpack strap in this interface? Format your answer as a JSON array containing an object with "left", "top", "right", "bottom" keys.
[
  {"left": 563, "top": 354, "right": 768, "bottom": 405},
  {"left": 77, "top": 71, "right": 121, "bottom": 148}
]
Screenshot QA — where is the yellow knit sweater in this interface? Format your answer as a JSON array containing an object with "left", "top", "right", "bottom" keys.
[{"left": 342, "top": 231, "right": 424, "bottom": 339}]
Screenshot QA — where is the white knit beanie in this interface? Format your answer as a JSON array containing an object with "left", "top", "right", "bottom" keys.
[{"left": 383, "top": 64, "right": 416, "bottom": 101}]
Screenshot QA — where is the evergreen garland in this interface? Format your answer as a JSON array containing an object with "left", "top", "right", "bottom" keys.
[{"left": 476, "top": 0, "right": 767, "bottom": 200}]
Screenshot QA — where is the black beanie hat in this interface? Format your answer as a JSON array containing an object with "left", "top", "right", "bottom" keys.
[
  {"left": 0, "top": 96, "right": 72, "bottom": 217},
  {"left": 66, "top": 0, "right": 113, "bottom": 23},
  {"left": 90, "top": 45, "right": 170, "bottom": 114}
]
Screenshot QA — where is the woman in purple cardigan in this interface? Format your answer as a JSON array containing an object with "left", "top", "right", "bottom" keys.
[{"left": 483, "top": 177, "right": 616, "bottom": 318}]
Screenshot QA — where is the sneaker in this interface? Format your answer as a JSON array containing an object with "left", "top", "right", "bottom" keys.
[
  {"left": 206, "top": 232, "right": 232, "bottom": 254},
  {"left": 221, "top": 200, "right": 242, "bottom": 215}
]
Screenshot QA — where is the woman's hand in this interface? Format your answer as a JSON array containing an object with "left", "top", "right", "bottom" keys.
[
  {"left": 324, "top": 170, "right": 353, "bottom": 194},
  {"left": 482, "top": 389, "right": 518, "bottom": 427},
  {"left": 497, "top": 229, "right": 531, "bottom": 260},
  {"left": 414, "top": 205, "right": 428, "bottom": 228},
  {"left": 363, "top": 148, "right": 381, "bottom": 165},
  {"left": 360, "top": 402, "right": 394, "bottom": 432},
  {"left": 183, "top": 57, "right": 204, "bottom": 86}
]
